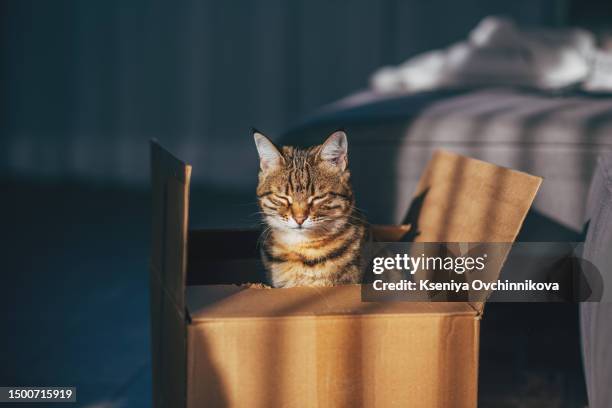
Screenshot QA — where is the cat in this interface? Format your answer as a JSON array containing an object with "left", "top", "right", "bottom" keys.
[{"left": 254, "top": 129, "right": 369, "bottom": 288}]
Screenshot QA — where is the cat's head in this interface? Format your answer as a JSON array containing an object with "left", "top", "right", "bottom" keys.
[{"left": 254, "top": 130, "right": 354, "bottom": 234}]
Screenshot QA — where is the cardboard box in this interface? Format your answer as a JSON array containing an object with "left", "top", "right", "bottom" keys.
[{"left": 149, "top": 142, "right": 541, "bottom": 408}]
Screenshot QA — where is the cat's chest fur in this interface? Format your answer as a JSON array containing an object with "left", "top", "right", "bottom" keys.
[{"left": 261, "top": 224, "right": 366, "bottom": 287}]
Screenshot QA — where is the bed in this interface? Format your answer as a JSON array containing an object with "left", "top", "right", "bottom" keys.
[{"left": 281, "top": 87, "right": 612, "bottom": 239}]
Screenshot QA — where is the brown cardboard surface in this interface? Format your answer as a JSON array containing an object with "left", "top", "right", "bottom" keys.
[
  {"left": 150, "top": 145, "right": 541, "bottom": 408},
  {"left": 187, "top": 284, "right": 476, "bottom": 320},
  {"left": 408, "top": 150, "right": 542, "bottom": 243},
  {"left": 187, "top": 309, "right": 479, "bottom": 408}
]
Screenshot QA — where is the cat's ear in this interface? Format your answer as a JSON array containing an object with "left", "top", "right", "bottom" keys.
[
  {"left": 253, "top": 129, "right": 284, "bottom": 171},
  {"left": 320, "top": 130, "right": 348, "bottom": 171}
]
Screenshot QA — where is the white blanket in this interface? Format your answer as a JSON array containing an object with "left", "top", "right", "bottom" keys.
[{"left": 372, "top": 16, "right": 612, "bottom": 93}]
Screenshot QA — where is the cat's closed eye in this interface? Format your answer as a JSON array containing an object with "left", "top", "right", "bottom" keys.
[
  {"left": 277, "top": 194, "right": 293, "bottom": 204},
  {"left": 307, "top": 194, "right": 328, "bottom": 205},
  {"left": 261, "top": 193, "right": 290, "bottom": 207},
  {"left": 272, "top": 195, "right": 291, "bottom": 206}
]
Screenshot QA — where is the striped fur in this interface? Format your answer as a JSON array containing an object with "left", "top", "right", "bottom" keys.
[{"left": 254, "top": 130, "right": 369, "bottom": 287}]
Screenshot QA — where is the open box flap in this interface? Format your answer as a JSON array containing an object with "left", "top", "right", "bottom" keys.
[
  {"left": 150, "top": 141, "right": 191, "bottom": 407},
  {"left": 407, "top": 150, "right": 542, "bottom": 313},
  {"left": 151, "top": 141, "right": 191, "bottom": 312}
]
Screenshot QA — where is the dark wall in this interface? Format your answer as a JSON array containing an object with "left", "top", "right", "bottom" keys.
[{"left": 1, "top": 0, "right": 565, "bottom": 188}]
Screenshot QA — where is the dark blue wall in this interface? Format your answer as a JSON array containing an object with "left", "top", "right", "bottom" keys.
[{"left": 1, "top": 0, "right": 565, "bottom": 187}]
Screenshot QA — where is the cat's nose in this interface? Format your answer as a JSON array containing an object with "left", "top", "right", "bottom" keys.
[{"left": 294, "top": 214, "right": 307, "bottom": 225}]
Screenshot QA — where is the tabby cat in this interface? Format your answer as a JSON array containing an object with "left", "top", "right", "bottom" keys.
[{"left": 254, "top": 130, "right": 369, "bottom": 288}]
